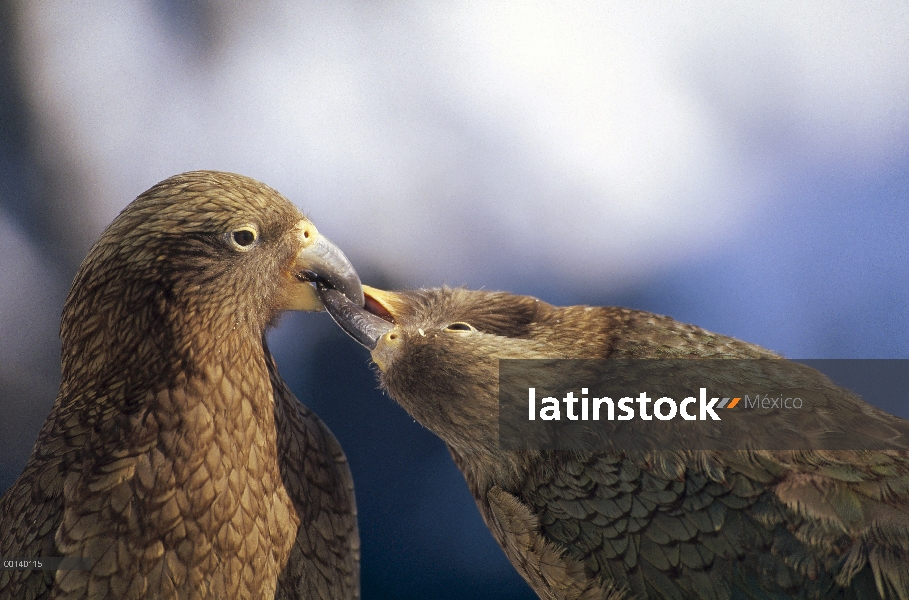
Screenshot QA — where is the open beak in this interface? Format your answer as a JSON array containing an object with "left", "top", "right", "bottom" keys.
[
  {"left": 287, "top": 221, "right": 364, "bottom": 311},
  {"left": 317, "top": 285, "right": 395, "bottom": 350}
]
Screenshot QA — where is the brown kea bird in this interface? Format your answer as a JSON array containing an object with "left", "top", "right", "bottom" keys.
[
  {"left": 0, "top": 171, "right": 361, "bottom": 599},
  {"left": 317, "top": 285, "right": 909, "bottom": 600}
]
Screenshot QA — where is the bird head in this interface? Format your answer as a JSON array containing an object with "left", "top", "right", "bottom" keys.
[
  {"left": 61, "top": 171, "right": 363, "bottom": 379},
  {"left": 317, "top": 285, "right": 567, "bottom": 455}
]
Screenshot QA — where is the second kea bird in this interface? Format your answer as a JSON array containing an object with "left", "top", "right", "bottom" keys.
[
  {"left": 318, "top": 285, "right": 909, "bottom": 600},
  {"left": 0, "top": 171, "right": 361, "bottom": 599}
]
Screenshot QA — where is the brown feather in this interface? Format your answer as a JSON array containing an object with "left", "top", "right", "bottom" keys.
[
  {"left": 0, "top": 171, "right": 359, "bottom": 599},
  {"left": 359, "top": 286, "right": 909, "bottom": 600}
]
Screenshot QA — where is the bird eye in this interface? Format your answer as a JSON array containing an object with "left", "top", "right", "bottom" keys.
[
  {"left": 444, "top": 322, "right": 475, "bottom": 332},
  {"left": 228, "top": 226, "right": 259, "bottom": 251}
]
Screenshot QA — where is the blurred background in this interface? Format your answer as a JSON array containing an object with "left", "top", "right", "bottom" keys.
[{"left": 1, "top": 1, "right": 907, "bottom": 597}]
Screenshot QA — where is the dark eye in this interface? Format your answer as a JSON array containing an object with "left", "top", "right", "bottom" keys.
[
  {"left": 445, "top": 322, "right": 475, "bottom": 332},
  {"left": 228, "top": 226, "right": 259, "bottom": 251}
]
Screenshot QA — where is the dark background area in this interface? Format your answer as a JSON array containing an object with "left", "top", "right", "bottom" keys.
[{"left": 2, "top": 2, "right": 908, "bottom": 598}]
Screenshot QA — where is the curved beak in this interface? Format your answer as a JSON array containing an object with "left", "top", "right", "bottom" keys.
[
  {"left": 287, "top": 221, "right": 364, "bottom": 311},
  {"left": 317, "top": 286, "right": 394, "bottom": 350}
]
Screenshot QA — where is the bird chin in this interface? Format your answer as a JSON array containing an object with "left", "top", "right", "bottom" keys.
[
  {"left": 371, "top": 353, "right": 388, "bottom": 372},
  {"left": 283, "top": 281, "right": 324, "bottom": 312}
]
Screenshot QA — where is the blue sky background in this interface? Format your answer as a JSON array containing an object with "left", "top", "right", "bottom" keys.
[{"left": 1, "top": 2, "right": 908, "bottom": 597}]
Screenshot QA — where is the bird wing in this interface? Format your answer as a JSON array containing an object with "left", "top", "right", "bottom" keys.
[
  {"left": 270, "top": 363, "right": 360, "bottom": 600},
  {"left": 752, "top": 449, "right": 909, "bottom": 600},
  {"left": 0, "top": 387, "right": 98, "bottom": 600},
  {"left": 521, "top": 451, "right": 788, "bottom": 600},
  {"left": 509, "top": 449, "right": 909, "bottom": 600},
  {"left": 1, "top": 373, "right": 362, "bottom": 600},
  {"left": 0, "top": 424, "right": 67, "bottom": 599},
  {"left": 485, "top": 485, "right": 629, "bottom": 600}
]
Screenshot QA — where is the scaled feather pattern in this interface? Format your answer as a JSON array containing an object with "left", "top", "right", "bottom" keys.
[
  {"left": 321, "top": 285, "right": 909, "bottom": 600},
  {"left": 0, "top": 171, "right": 360, "bottom": 600}
]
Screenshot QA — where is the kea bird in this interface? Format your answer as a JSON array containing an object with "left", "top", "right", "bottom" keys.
[
  {"left": 317, "top": 285, "right": 909, "bottom": 600},
  {"left": 0, "top": 171, "right": 362, "bottom": 599}
]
